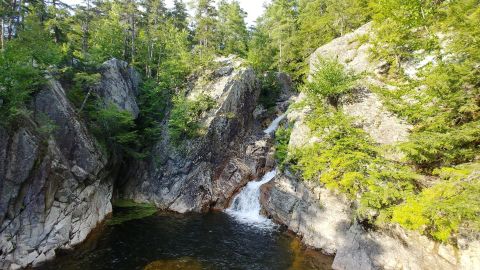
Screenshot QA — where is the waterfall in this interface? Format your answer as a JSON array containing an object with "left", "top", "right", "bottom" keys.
[
  {"left": 264, "top": 114, "right": 286, "bottom": 135},
  {"left": 225, "top": 170, "right": 277, "bottom": 228},
  {"left": 225, "top": 114, "right": 285, "bottom": 228}
]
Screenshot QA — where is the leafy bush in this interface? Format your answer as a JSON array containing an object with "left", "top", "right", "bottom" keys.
[
  {"left": 258, "top": 72, "right": 281, "bottom": 109},
  {"left": 168, "top": 94, "right": 216, "bottom": 144},
  {"left": 0, "top": 17, "right": 62, "bottom": 127},
  {"left": 89, "top": 103, "right": 142, "bottom": 158},
  {"left": 274, "top": 126, "right": 292, "bottom": 170},
  {"left": 292, "top": 104, "right": 417, "bottom": 218},
  {"left": 305, "top": 58, "right": 358, "bottom": 107},
  {"left": 400, "top": 122, "right": 480, "bottom": 170},
  {"left": 391, "top": 164, "right": 480, "bottom": 242}
]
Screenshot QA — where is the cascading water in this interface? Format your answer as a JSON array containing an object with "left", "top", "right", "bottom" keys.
[
  {"left": 264, "top": 113, "right": 286, "bottom": 135},
  {"left": 226, "top": 114, "right": 286, "bottom": 228},
  {"left": 225, "top": 170, "right": 277, "bottom": 228}
]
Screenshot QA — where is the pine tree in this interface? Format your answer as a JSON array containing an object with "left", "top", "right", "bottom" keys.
[
  {"left": 193, "top": 0, "right": 218, "bottom": 62},
  {"left": 169, "top": 0, "right": 188, "bottom": 30},
  {"left": 262, "top": 0, "right": 299, "bottom": 76},
  {"left": 217, "top": 0, "right": 248, "bottom": 57}
]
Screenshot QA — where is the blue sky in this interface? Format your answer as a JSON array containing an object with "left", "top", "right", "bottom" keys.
[{"left": 62, "top": 0, "right": 267, "bottom": 26}]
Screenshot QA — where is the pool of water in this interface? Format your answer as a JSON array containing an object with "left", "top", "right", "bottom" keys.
[{"left": 36, "top": 209, "right": 333, "bottom": 270}]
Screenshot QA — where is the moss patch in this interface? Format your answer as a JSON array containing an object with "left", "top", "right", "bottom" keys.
[{"left": 107, "top": 199, "right": 157, "bottom": 226}]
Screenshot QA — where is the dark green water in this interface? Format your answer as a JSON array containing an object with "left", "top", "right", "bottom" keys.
[{"left": 36, "top": 208, "right": 333, "bottom": 270}]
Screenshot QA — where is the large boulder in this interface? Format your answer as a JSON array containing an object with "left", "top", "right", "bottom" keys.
[
  {"left": 260, "top": 173, "right": 352, "bottom": 255},
  {"left": 120, "top": 56, "right": 265, "bottom": 212},
  {"left": 308, "top": 22, "right": 411, "bottom": 146},
  {"left": 96, "top": 58, "right": 140, "bottom": 118},
  {"left": 0, "top": 79, "right": 112, "bottom": 269}
]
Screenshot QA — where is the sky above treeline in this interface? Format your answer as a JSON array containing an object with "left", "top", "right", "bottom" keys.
[{"left": 62, "top": 0, "right": 268, "bottom": 26}]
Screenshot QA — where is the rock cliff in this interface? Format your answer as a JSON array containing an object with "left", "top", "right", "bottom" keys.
[
  {"left": 0, "top": 59, "right": 139, "bottom": 269},
  {"left": 260, "top": 23, "right": 480, "bottom": 269},
  {"left": 120, "top": 56, "right": 277, "bottom": 212}
]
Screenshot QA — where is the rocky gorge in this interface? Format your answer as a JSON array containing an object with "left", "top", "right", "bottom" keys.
[
  {"left": 0, "top": 25, "right": 479, "bottom": 270},
  {"left": 0, "top": 55, "right": 294, "bottom": 269}
]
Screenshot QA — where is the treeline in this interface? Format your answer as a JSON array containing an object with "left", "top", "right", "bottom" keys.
[
  {"left": 249, "top": 0, "right": 369, "bottom": 79},
  {"left": 0, "top": 0, "right": 250, "bottom": 157},
  {"left": 0, "top": 0, "right": 372, "bottom": 157}
]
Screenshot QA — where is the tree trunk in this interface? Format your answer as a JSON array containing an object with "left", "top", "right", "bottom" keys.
[
  {"left": 1, "top": 18, "right": 4, "bottom": 51},
  {"left": 82, "top": 0, "right": 90, "bottom": 54},
  {"left": 7, "top": 0, "right": 16, "bottom": 39},
  {"left": 79, "top": 88, "right": 93, "bottom": 113},
  {"left": 130, "top": 12, "right": 135, "bottom": 63}
]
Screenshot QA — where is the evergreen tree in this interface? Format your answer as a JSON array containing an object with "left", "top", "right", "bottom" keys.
[
  {"left": 262, "top": 0, "right": 299, "bottom": 75},
  {"left": 169, "top": 0, "right": 188, "bottom": 30},
  {"left": 193, "top": 0, "right": 218, "bottom": 62},
  {"left": 217, "top": 0, "right": 248, "bottom": 57}
]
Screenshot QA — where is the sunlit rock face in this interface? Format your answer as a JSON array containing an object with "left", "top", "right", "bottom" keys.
[
  {"left": 260, "top": 24, "right": 480, "bottom": 270},
  {"left": 0, "top": 59, "right": 139, "bottom": 270},
  {"left": 120, "top": 56, "right": 273, "bottom": 213},
  {"left": 97, "top": 58, "right": 141, "bottom": 118},
  {"left": 261, "top": 172, "right": 477, "bottom": 270}
]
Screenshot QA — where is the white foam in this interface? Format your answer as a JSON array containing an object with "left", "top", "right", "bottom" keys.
[
  {"left": 225, "top": 170, "right": 277, "bottom": 229},
  {"left": 264, "top": 114, "right": 286, "bottom": 135}
]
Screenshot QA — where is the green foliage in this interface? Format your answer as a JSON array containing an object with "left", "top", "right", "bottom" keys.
[
  {"left": 369, "top": 0, "right": 441, "bottom": 72},
  {"left": 89, "top": 3, "right": 127, "bottom": 63},
  {"left": 258, "top": 72, "right": 281, "bottom": 109},
  {"left": 274, "top": 126, "right": 292, "bottom": 170},
  {"left": 261, "top": 0, "right": 301, "bottom": 78},
  {"left": 0, "top": 16, "right": 62, "bottom": 126},
  {"left": 217, "top": 0, "right": 249, "bottom": 57},
  {"left": 304, "top": 58, "right": 358, "bottom": 106},
  {"left": 292, "top": 103, "right": 417, "bottom": 219},
  {"left": 297, "top": 0, "right": 370, "bottom": 62},
  {"left": 371, "top": 2, "right": 480, "bottom": 171},
  {"left": 391, "top": 165, "right": 480, "bottom": 242},
  {"left": 89, "top": 103, "right": 142, "bottom": 158},
  {"left": 247, "top": 25, "right": 277, "bottom": 73},
  {"left": 400, "top": 122, "right": 480, "bottom": 170},
  {"left": 136, "top": 80, "right": 170, "bottom": 147},
  {"left": 250, "top": 0, "right": 370, "bottom": 81},
  {"left": 193, "top": 0, "right": 218, "bottom": 64},
  {"left": 168, "top": 94, "right": 216, "bottom": 144}
]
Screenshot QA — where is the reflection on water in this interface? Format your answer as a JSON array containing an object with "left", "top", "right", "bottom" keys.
[
  {"left": 36, "top": 208, "right": 333, "bottom": 270},
  {"left": 143, "top": 257, "right": 203, "bottom": 270}
]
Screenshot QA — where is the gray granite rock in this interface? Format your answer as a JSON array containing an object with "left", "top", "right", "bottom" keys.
[
  {"left": 97, "top": 58, "right": 140, "bottom": 118},
  {"left": 120, "top": 56, "right": 267, "bottom": 212},
  {"left": 261, "top": 173, "right": 479, "bottom": 270},
  {"left": 0, "top": 71, "right": 119, "bottom": 269}
]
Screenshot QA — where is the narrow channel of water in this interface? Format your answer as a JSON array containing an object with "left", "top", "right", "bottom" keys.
[{"left": 225, "top": 170, "right": 277, "bottom": 229}]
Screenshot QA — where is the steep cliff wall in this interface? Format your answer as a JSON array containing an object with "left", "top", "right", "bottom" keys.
[
  {"left": 120, "top": 56, "right": 271, "bottom": 212},
  {"left": 0, "top": 59, "right": 139, "bottom": 269},
  {"left": 260, "top": 24, "right": 480, "bottom": 269}
]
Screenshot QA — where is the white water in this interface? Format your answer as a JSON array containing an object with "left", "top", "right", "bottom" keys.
[
  {"left": 264, "top": 114, "right": 286, "bottom": 135},
  {"left": 225, "top": 170, "right": 277, "bottom": 229}
]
